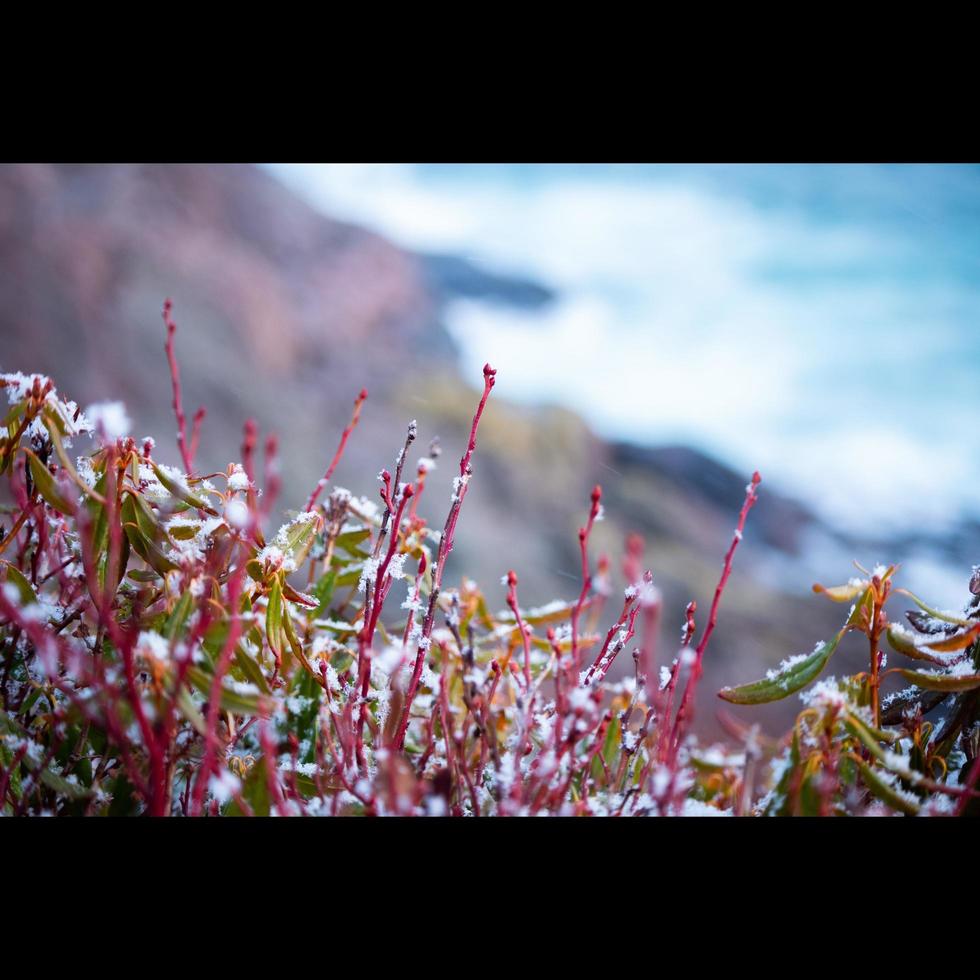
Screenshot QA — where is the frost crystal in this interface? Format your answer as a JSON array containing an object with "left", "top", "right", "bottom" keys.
[
  {"left": 358, "top": 557, "right": 380, "bottom": 593},
  {"left": 373, "top": 645, "right": 404, "bottom": 677},
  {"left": 136, "top": 631, "right": 170, "bottom": 664},
  {"left": 765, "top": 649, "right": 816, "bottom": 681},
  {"left": 227, "top": 465, "right": 249, "bottom": 492},
  {"left": 681, "top": 798, "right": 731, "bottom": 817},
  {"left": 798, "top": 677, "right": 849, "bottom": 711},
  {"left": 209, "top": 769, "right": 241, "bottom": 804},
  {"left": 76, "top": 455, "right": 97, "bottom": 490},
  {"left": 86, "top": 401, "right": 131, "bottom": 441},
  {"left": 225, "top": 498, "right": 249, "bottom": 529}
]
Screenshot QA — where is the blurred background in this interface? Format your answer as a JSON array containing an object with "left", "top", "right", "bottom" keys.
[{"left": 3, "top": 162, "right": 979, "bottom": 741}]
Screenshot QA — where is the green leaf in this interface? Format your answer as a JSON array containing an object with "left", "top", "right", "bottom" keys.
[
  {"left": 895, "top": 668, "right": 980, "bottom": 692},
  {"left": 186, "top": 667, "right": 266, "bottom": 716},
  {"left": 312, "top": 569, "right": 337, "bottom": 610},
  {"left": 855, "top": 758, "right": 920, "bottom": 816},
  {"left": 234, "top": 644, "right": 271, "bottom": 695},
  {"left": 282, "top": 600, "right": 314, "bottom": 677},
  {"left": 335, "top": 527, "right": 371, "bottom": 555},
  {"left": 763, "top": 734, "right": 802, "bottom": 816},
  {"left": 813, "top": 581, "right": 867, "bottom": 602},
  {"left": 844, "top": 712, "right": 897, "bottom": 761},
  {"left": 846, "top": 587, "right": 875, "bottom": 628},
  {"left": 1, "top": 399, "right": 25, "bottom": 429},
  {"left": 602, "top": 716, "right": 621, "bottom": 769},
  {"left": 163, "top": 590, "right": 195, "bottom": 640},
  {"left": 42, "top": 412, "right": 106, "bottom": 503},
  {"left": 888, "top": 622, "right": 980, "bottom": 662},
  {"left": 131, "top": 490, "right": 171, "bottom": 546},
  {"left": 87, "top": 471, "right": 109, "bottom": 558},
  {"left": 315, "top": 619, "right": 358, "bottom": 635},
  {"left": 1, "top": 561, "right": 37, "bottom": 606},
  {"left": 24, "top": 448, "right": 74, "bottom": 514},
  {"left": 292, "top": 772, "right": 320, "bottom": 800},
  {"left": 37, "top": 768, "right": 92, "bottom": 800},
  {"left": 108, "top": 774, "right": 140, "bottom": 816},
  {"left": 201, "top": 619, "right": 229, "bottom": 663},
  {"left": 282, "top": 580, "right": 320, "bottom": 608},
  {"left": 100, "top": 530, "right": 130, "bottom": 595},
  {"left": 920, "top": 623, "right": 980, "bottom": 653},
  {"left": 121, "top": 495, "right": 178, "bottom": 576},
  {"left": 281, "top": 514, "right": 321, "bottom": 555},
  {"left": 718, "top": 630, "right": 843, "bottom": 704},
  {"left": 895, "top": 589, "right": 973, "bottom": 627},
  {"left": 886, "top": 624, "right": 943, "bottom": 663},
  {"left": 149, "top": 462, "right": 217, "bottom": 515},
  {"left": 226, "top": 757, "right": 271, "bottom": 817},
  {"left": 797, "top": 771, "right": 824, "bottom": 817},
  {"left": 266, "top": 576, "right": 284, "bottom": 659},
  {"left": 176, "top": 688, "right": 208, "bottom": 736},
  {"left": 17, "top": 749, "right": 92, "bottom": 800},
  {"left": 334, "top": 567, "right": 362, "bottom": 588}
]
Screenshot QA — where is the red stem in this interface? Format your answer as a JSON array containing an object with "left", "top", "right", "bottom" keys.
[
  {"left": 162, "top": 299, "right": 203, "bottom": 474},
  {"left": 189, "top": 539, "right": 250, "bottom": 816},
  {"left": 306, "top": 388, "right": 368, "bottom": 513},
  {"left": 582, "top": 595, "right": 638, "bottom": 686},
  {"left": 392, "top": 365, "right": 496, "bottom": 752},
  {"left": 354, "top": 484, "right": 414, "bottom": 766},
  {"left": 570, "top": 486, "right": 602, "bottom": 673},
  {"left": 955, "top": 753, "right": 980, "bottom": 817},
  {"left": 505, "top": 570, "right": 532, "bottom": 690},
  {"left": 668, "top": 472, "right": 761, "bottom": 763}
]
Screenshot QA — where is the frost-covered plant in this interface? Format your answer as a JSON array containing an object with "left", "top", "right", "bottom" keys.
[
  {"left": 717, "top": 564, "right": 980, "bottom": 815},
  {"left": 1, "top": 300, "right": 978, "bottom": 817}
]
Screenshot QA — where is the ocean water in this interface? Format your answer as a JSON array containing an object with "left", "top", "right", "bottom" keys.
[{"left": 268, "top": 164, "right": 980, "bottom": 543}]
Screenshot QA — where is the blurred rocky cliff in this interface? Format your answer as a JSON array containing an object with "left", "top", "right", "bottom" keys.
[{"left": 1, "top": 163, "right": 913, "bottom": 740}]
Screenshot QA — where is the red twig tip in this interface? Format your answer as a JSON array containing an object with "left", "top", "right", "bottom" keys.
[
  {"left": 505, "top": 569, "right": 532, "bottom": 687},
  {"left": 189, "top": 406, "right": 206, "bottom": 463},
  {"left": 306, "top": 388, "right": 369, "bottom": 513},
  {"left": 162, "top": 299, "right": 204, "bottom": 474},
  {"left": 392, "top": 363, "right": 497, "bottom": 751},
  {"left": 570, "top": 483, "right": 604, "bottom": 670},
  {"left": 667, "top": 471, "right": 762, "bottom": 763},
  {"left": 241, "top": 419, "right": 258, "bottom": 482}
]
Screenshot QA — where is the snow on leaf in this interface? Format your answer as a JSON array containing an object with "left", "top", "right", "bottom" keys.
[{"left": 719, "top": 631, "right": 844, "bottom": 705}]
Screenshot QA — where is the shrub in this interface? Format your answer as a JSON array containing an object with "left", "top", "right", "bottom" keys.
[{"left": 0, "top": 301, "right": 978, "bottom": 816}]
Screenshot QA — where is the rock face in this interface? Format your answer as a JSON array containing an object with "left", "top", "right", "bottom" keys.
[
  {"left": 419, "top": 252, "right": 557, "bottom": 309},
  {"left": 0, "top": 162, "right": 882, "bottom": 741},
  {"left": 0, "top": 163, "right": 444, "bottom": 452},
  {"left": 609, "top": 443, "right": 816, "bottom": 556}
]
